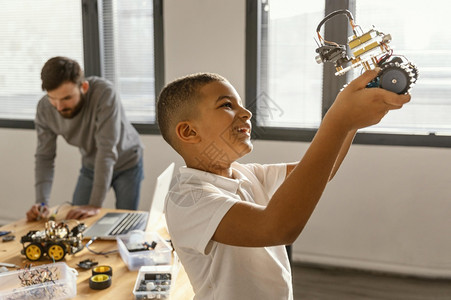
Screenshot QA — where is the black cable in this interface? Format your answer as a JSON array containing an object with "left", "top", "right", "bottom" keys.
[{"left": 316, "top": 9, "right": 354, "bottom": 33}]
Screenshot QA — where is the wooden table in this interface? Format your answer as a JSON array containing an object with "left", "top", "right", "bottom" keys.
[{"left": 0, "top": 206, "right": 194, "bottom": 299}]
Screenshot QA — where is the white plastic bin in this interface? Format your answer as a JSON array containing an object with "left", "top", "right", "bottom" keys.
[
  {"left": 0, "top": 262, "right": 77, "bottom": 300},
  {"left": 132, "top": 264, "right": 179, "bottom": 300},
  {"left": 117, "top": 231, "right": 172, "bottom": 271}
]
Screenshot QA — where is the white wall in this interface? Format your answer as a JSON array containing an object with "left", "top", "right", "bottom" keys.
[
  {"left": 1, "top": 0, "right": 450, "bottom": 278},
  {"left": 244, "top": 141, "right": 451, "bottom": 278}
]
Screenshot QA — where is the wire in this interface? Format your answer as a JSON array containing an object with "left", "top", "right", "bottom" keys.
[
  {"left": 377, "top": 49, "right": 393, "bottom": 64},
  {"left": 316, "top": 9, "right": 354, "bottom": 32},
  {"left": 84, "top": 238, "right": 119, "bottom": 255},
  {"left": 316, "top": 9, "right": 359, "bottom": 46}
]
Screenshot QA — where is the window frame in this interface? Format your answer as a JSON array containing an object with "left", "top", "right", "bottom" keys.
[
  {"left": 246, "top": 0, "right": 451, "bottom": 148},
  {"left": 0, "top": 0, "right": 164, "bottom": 135}
]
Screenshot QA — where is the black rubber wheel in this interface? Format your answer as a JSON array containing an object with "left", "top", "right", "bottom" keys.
[
  {"left": 89, "top": 274, "right": 112, "bottom": 290},
  {"left": 379, "top": 66, "right": 410, "bottom": 94},
  {"left": 92, "top": 265, "right": 113, "bottom": 277}
]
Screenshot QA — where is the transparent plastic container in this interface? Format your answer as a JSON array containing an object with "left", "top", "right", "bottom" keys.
[
  {"left": 132, "top": 264, "right": 179, "bottom": 300},
  {"left": 117, "top": 231, "right": 172, "bottom": 271},
  {"left": 0, "top": 262, "right": 77, "bottom": 300}
]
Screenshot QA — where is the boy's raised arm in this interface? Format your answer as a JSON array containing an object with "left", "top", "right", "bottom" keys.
[
  {"left": 329, "top": 129, "right": 357, "bottom": 181},
  {"left": 213, "top": 69, "right": 410, "bottom": 247},
  {"left": 286, "top": 128, "right": 357, "bottom": 181}
]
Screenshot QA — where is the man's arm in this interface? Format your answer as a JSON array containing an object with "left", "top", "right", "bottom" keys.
[
  {"left": 28, "top": 108, "right": 57, "bottom": 221},
  {"left": 213, "top": 69, "right": 410, "bottom": 247},
  {"left": 89, "top": 84, "right": 120, "bottom": 206},
  {"left": 65, "top": 81, "right": 120, "bottom": 220},
  {"left": 34, "top": 123, "right": 57, "bottom": 204}
]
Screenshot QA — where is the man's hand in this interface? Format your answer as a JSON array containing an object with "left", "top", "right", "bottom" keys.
[
  {"left": 65, "top": 205, "right": 100, "bottom": 220},
  {"left": 326, "top": 68, "right": 411, "bottom": 132},
  {"left": 26, "top": 203, "right": 50, "bottom": 221}
]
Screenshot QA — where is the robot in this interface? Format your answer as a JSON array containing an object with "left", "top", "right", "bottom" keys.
[
  {"left": 20, "top": 220, "right": 86, "bottom": 261},
  {"left": 314, "top": 9, "right": 418, "bottom": 94}
]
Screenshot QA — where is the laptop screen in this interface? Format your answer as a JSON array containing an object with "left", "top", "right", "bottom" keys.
[{"left": 83, "top": 163, "right": 175, "bottom": 239}]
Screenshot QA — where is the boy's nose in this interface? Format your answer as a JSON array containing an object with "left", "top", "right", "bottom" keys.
[{"left": 240, "top": 106, "right": 252, "bottom": 120}]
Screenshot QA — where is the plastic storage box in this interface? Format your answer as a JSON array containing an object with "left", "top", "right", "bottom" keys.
[
  {"left": 132, "top": 264, "right": 179, "bottom": 300},
  {"left": 117, "top": 231, "right": 172, "bottom": 271},
  {"left": 0, "top": 262, "right": 77, "bottom": 300}
]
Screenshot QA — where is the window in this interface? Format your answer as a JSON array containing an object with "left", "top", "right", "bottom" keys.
[
  {"left": 356, "top": 0, "right": 451, "bottom": 136},
  {"left": 100, "top": 0, "right": 163, "bottom": 126},
  {"left": 0, "top": 0, "right": 163, "bottom": 133},
  {"left": 0, "top": 0, "right": 84, "bottom": 126},
  {"left": 254, "top": 1, "right": 324, "bottom": 129},
  {"left": 247, "top": 0, "right": 451, "bottom": 147}
]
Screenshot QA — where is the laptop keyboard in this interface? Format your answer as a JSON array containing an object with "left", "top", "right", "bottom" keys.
[{"left": 109, "top": 213, "right": 147, "bottom": 236}]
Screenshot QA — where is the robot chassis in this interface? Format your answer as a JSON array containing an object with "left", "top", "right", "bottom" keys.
[
  {"left": 21, "top": 220, "right": 86, "bottom": 261},
  {"left": 314, "top": 9, "right": 418, "bottom": 94}
]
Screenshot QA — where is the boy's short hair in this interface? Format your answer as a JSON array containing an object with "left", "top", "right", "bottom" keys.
[
  {"left": 157, "top": 72, "right": 228, "bottom": 153},
  {"left": 41, "top": 56, "right": 84, "bottom": 91}
]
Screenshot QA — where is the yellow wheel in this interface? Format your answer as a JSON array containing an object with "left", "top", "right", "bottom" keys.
[
  {"left": 25, "top": 243, "right": 43, "bottom": 261},
  {"left": 47, "top": 243, "right": 66, "bottom": 261},
  {"left": 89, "top": 274, "right": 112, "bottom": 290},
  {"left": 92, "top": 265, "right": 113, "bottom": 276}
]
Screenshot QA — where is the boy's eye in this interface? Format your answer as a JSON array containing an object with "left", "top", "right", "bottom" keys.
[{"left": 220, "top": 102, "right": 232, "bottom": 108}]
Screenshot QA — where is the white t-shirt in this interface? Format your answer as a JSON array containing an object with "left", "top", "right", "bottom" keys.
[{"left": 165, "top": 162, "right": 293, "bottom": 300}]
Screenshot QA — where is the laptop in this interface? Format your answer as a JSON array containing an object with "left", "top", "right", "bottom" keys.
[{"left": 83, "top": 163, "right": 175, "bottom": 240}]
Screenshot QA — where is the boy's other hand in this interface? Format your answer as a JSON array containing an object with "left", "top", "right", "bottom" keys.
[{"left": 327, "top": 68, "right": 411, "bottom": 131}]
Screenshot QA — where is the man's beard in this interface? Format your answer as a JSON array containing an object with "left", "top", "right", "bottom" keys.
[{"left": 59, "top": 95, "right": 85, "bottom": 119}]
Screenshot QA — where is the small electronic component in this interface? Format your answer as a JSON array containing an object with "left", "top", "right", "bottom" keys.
[
  {"left": 136, "top": 273, "right": 172, "bottom": 293},
  {"left": 77, "top": 259, "right": 99, "bottom": 269},
  {"left": 2, "top": 235, "right": 15, "bottom": 242},
  {"left": 315, "top": 9, "right": 418, "bottom": 94},
  {"left": 127, "top": 240, "right": 158, "bottom": 252},
  {"left": 133, "top": 266, "right": 175, "bottom": 299}
]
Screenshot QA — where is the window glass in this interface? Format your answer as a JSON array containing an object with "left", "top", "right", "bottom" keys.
[
  {"left": 101, "top": 0, "right": 156, "bottom": 124},
  {"left": 0, "top": 0, "right": 83, "bottom": 120},
  {"left": 355, "top": 0, "right": 451, "bottom": 135},
  {"left": 258, "top": 0, "right": 324, "bottom": 129}
]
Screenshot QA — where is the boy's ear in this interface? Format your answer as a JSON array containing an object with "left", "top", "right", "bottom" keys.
[{"left": 175, "top": 121, "right": 200, "bottom": 144}]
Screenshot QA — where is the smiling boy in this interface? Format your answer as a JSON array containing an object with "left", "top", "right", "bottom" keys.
[{"left": 157, "top": 71, "right": 410, "bottom": 299}]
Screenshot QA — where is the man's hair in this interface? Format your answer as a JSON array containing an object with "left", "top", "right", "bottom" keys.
[
  {"left": 41, "top": 56, "right": 84, "bottom": 91},
  {"left": 157, "top": 72, "right": 228, "bottom": 153}
]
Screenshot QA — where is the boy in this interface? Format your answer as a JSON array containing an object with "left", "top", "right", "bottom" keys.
[{"left": 157, "top": 70, "right": 410, "bottom": 299}]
